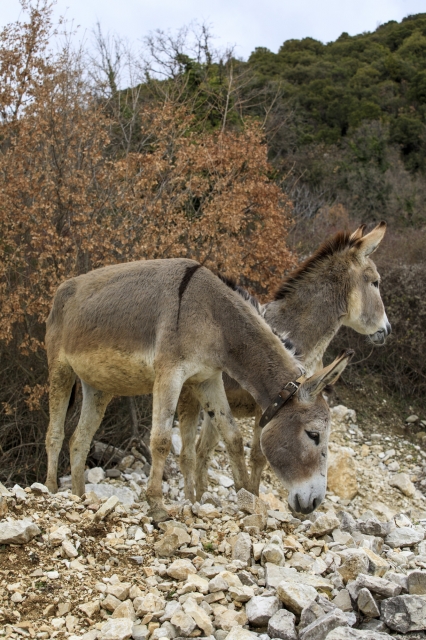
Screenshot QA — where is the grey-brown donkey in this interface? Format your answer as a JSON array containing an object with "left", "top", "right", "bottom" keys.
[
  {"left": 179, "top": 222, "right": 391, "bottom": 500},
  {"left": 45, "top": 258, "right": 352, "bottom": 518}
]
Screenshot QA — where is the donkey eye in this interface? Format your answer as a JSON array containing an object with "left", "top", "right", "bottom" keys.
[
  {"left": 372, "top": 281, "right": 379, "bottom": 288},
  {"left": 306, "top": 431, "right": 320, "bottom": 445}
]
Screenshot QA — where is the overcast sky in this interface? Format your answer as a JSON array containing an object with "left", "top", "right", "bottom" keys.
[{"left": 3, "top": 0, "right": 426, "bottom": 60}]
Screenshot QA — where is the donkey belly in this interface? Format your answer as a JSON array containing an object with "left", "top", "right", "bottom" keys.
[
  {"left": 226, "top": 386, "right": 257, "bottom": 418},
  {"left": 65, "top": 348, "right": 155, "bottom": 396}
]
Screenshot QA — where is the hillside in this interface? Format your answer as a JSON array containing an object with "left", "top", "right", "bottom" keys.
[{"left": 244, "top": 14, "right": 426, "bottom": 228}]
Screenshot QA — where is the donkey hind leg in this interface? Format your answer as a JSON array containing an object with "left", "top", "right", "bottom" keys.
[
  {"left": 248, "top": 405, "right": 267, "bottom": 496},
  {"left": 177, "top": 387, "right": 202, "bottom": 503},
  {"left": 45, "top": 362, "right": 76, "bottom": 493},
  {"left": 69, "top": 380, "right": 112, "bottom": 497},
  {"left": 193, "top": 375, "right": 249, "bottom": 497},
  {"left": 147, "top": 370, "right": 187, "bottom": 522},
  {"left": 194, "top": 413, "right": 220, "bottom": 500}
]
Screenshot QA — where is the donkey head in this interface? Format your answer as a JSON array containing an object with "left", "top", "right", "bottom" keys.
[
  {"left": 342, "top": 221, "right": 391, "bottom": 345},
  {"left": 260, "top": 350, "right": 353, "bottom": 514}
]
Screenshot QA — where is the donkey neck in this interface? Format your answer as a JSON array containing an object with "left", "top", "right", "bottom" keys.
[
  {"left": 221, "top": 306, "right": 301, "bottom": 411},
  {"left": 263, "top": 278, "right": 345, "bottom": 375}
]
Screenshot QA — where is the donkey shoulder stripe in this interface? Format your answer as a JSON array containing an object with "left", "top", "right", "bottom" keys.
[{"left": 177, "top": 263, "right": 202, "bottom": 325}]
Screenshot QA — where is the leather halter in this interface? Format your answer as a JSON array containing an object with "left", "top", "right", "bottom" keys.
[{"left": 259, "top": 373, "right": 306, "bottom": 429}]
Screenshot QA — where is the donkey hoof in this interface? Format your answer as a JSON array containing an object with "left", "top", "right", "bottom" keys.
[
  {"left": 45, "top": 480, "right": 58, "bottom": 494},
  {"left": 148, "top": 504, "right": 170, "bottom": 524}
]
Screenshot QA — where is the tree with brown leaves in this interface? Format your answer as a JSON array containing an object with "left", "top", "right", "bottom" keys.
[{"left": 0, "top": 1, "right": 293, "bottom": 484}]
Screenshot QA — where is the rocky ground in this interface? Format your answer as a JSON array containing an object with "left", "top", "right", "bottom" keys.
[{"left": 2, "top": 406, "right": 426, "bottom": 639}]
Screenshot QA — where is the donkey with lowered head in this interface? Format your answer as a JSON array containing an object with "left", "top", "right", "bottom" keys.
[
  {"left": 178, "top": 222, "right": 391, "bottom": 500},
  {"left": 45, "top": 258, "right": 352, "bottom": 519}
]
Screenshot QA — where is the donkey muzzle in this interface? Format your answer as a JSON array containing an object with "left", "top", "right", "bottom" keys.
[
  {"left": 288, "top": 480, "right": 325, "bottom": 515},
  {"left": 369, "top": 320, "right": 391, "bottom": 345}
]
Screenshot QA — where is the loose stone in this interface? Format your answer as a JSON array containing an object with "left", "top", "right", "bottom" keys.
[
  {"left": 0, "top": 518, "right": 41, "bottom": 544},
  {"left": 381, "top": 594, "right": 426, "bottom": 633},
  {"left": 267, "top": 609, "right": 297, "bottom": 640},
  {"left": 357, "top": 587, "right": 380, "bottom": 618},
  {"left": 245, "top": 595, "right": 280, "bottom": 626},
  {"left": 276, "top": 580, "right": 317, "bottom": 615}
]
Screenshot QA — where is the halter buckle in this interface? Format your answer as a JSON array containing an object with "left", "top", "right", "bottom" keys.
[{"left": 259, "top": 374, "right": 306, "bottom": 430}]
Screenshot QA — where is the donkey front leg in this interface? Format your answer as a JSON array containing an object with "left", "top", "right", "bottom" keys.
[
  {"left": 194, "top": 375, "right": 249, "bottom": 497},
  {"left": 248, "top": 406, "right": 267, "bottom": 495},
  {"left": 69, "top": 381, "right": 112, "bottom": 497},
  {"left": 147, "top": 371, "right": 186, "bottom": 522},
  {"left": 45, "top": 362, "right": 76, "bottom": 493},
  {"left": 177, "top": 387, "right": 202, "bottom": 503}
]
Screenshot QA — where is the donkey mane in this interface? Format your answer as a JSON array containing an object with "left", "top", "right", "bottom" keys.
[
  {"left": 217, "top": 274, "right": 262, "bottom": 315},
  {"left": 274, "top": 231, "right": 357, "bottom": 300},
  {"left": 217, "top": 273, "right": 300, "bottom": 358}
]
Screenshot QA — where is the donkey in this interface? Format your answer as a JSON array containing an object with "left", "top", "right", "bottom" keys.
[
  {"left": 45, "top": 258, "right": 352, "bottom": 519},
  {"left": 178, "top": 222, "right": 391, "bottom": 500}
]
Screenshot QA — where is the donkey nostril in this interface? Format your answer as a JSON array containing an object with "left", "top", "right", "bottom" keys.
[
  {"left": 312, "top": 497, "right": 319, "bottom": 510},
  {"left": 386, "top": 322, "right": 392, "bottom": 335},
  {"left": 294, "top": 495, "right": 301, "bottom": 513}
]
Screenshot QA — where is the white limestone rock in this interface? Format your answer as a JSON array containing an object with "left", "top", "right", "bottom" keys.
[
  {"left": 214, "top": 608, "right": 247, "bottom": 631},
  {"left": 326, "top": 629, "right": 390, "bottom": 639},
  {"left": 209, "top": 574, "right": 230, "bottom": 593},
  {"left": 30, "top": 482, "right": 50, "bottom": 494},
  {"left": 183, "top": 597, "right": 214, "bottom": 635},
  {"left": 62, "top": 538, "right": 78, "bottom": 558},
  {"left": 276, "top": 581, "right": 317, "bottom": 615},
  {"left": 228, "top": 585, "right": 255, "bottom": 602},
  {"left": 386, "top": 526, "right": 424, "bottom": 548},
  {"left": 86, "top": 467, "right": 106, "bottom": 484},
  {"left": 332, "top": 589, "right": 353, "bottom": 612},
  {"left": 389, "top": 473, "right": 416, "bottom": 497},
  {"left": 245, "top": 595, "right": 280, "bottom": 626},
  {"left": 99, "top": 617, "right": 133, "bottom": 640},
  {"left": 49, "top": 525, "right": 72, "bottom": 546},
  {"left": 107, "top": 582, "right": 131, "bottom": 601},
  {"left": 265, "top": 563, "right": 331, "bottom": 591},
  {"left": 198, "top": 503, "right": 221, "bottom": 518},
  {"left": 267, "top": 609, "right": 297, "bottom": 640},
  {"left": 131, "top": 624, "right": 149, "bottom": 640},
  {"left": 337, "top": 549, "right": 370, "bottom": 583},
  {"left": 299, "top": 610, "right": 348, "bottom": 640},
  {"left": 184, "top": 573, "right": 209, "bottom": 594},
  {"left": 232, "top": 532, "right": 252, "bottom": 565},
  {"left": 170, "top": 610, "right": 196, "bottom": 636},
  {"left": 381, "top": 594, "right": 426, "bottom": 633},
  {"left": 225, "top": 626, "right": 258, "bottom": 640},
  {"left": 0, "top": 518, "right": 40, "bottom": 544},
  {"left": 85, "top": 483, "right": 135, "bottom": 505},
  {"left": 218, "top": 474, "right": 234, "bottom": 488},
  {"left": 357, "top": 588, "right": 380, "bottom": 618},
  {"left": 307, "top": 511, "right": 340, "bottom": 537},
  {"left": 112, "top": 600, "right": 136, "bottom": 620},
  {"left": 133, "top": 593, "right": 166, "bottom": 616},
  {"left": 262, "top": 541, "right": 285, "bottom": 566},
  {"left": 171, "top": 429, "right": 182, "bottom": 456},
  {"left": 167, "top": 558, "right": 196, "bottom": 581},
  {"left": 159, "top": 600, "right": 182, "bottom": 622},
  {"left": 12, "top": 484, "right": 27, "bottom": 501}
]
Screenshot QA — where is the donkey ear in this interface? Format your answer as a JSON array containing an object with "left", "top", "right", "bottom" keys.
[
  {"left": 350, "top": 224, "right": 367, "bottom": 241},
  {"left": 354, "top": 221, "right": 386, "bottom": 257},
  {"left": 300, "top": 350, "right": 354, "bottom": 398}
]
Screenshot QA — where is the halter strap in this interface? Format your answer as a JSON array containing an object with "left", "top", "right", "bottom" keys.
[{"left": 259, "top": 373, "right": 306, "bottom": 429}]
